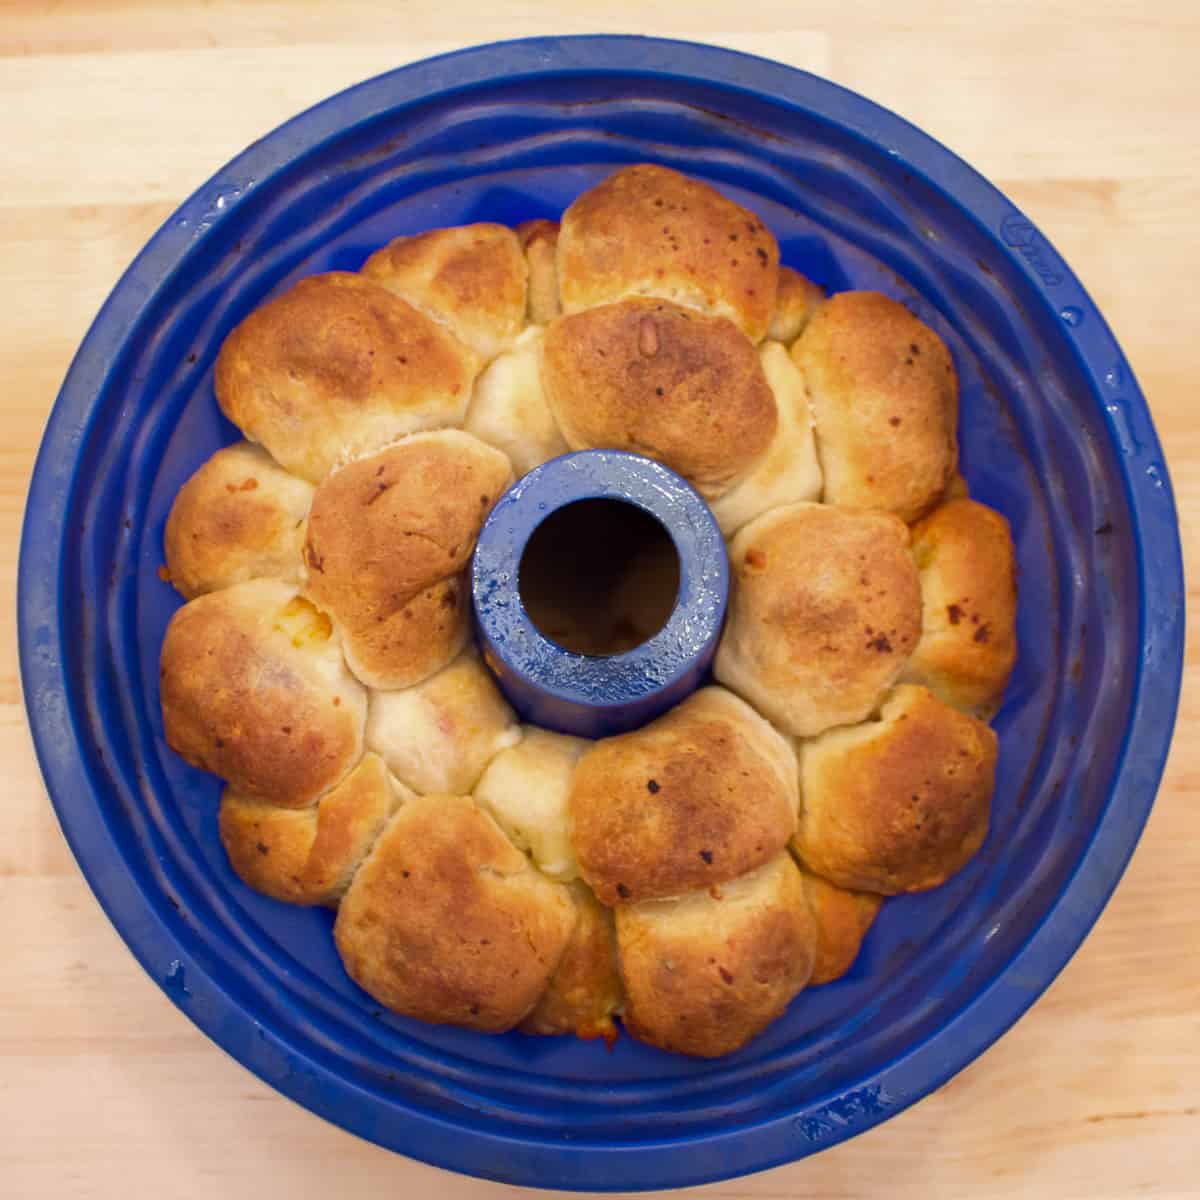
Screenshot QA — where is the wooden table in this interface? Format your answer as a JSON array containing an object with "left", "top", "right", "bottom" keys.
[{"left": 3, "top": 4, "right": 1196, "bottom": 1197}]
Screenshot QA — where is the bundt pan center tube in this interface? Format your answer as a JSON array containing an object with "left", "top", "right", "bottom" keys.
[{"left": 471, "top": 450, "right": 729, "bottom": 738}]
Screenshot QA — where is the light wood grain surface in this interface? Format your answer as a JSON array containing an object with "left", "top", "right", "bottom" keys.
[{"left": 2, "top": 3, "right": 1197, "bottom": 1197}]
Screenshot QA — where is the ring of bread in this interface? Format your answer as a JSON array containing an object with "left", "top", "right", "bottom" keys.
[{"left": 160, "top": 163, "right": 1017, "bottom": 1058}]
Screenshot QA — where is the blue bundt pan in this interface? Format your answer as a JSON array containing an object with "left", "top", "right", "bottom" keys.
[{"left": 18, "top": 36, "right": 1184, "bottom": 1192}]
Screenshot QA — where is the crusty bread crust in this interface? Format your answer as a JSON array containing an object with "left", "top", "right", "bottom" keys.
[
  {"left": 616, "top": 853, "right": 816, "bottom": 1057},
  {"left": 335, "top": 795, "right": 576, "bottom": 1032},
  {"left": 219, "top": 754, "right": 402, "bottom": 906},
  {"left": 569, "top": 688, "right": 798, "bottom": 906},
  {"left": 362, "top": 223, "right": 527, "bottom": 361},
  {"left": 160, "top": 579, "right": 366, "bottom": 807},
  {"left": 795, "top": 685, "right": 997, "bottom": 894},
  {"left": 164, "top": 441, "right": 312, "bottom": 599},
  {"left": 215, "top": 272, "right": 480, "bottom": 483},
  {"left": 904, "top": 498, "right": 1018, "bottom": 717},
  {"left": 558, "top": 163, "right": 780, "bottom": 342},
  {"left": 303, "top": 430, "right": 511, "bottom": 690},
  {"left": 716, "top": 502, "right": 922, "bottom": 737},
  {"left": 542, "top": 296, "right": 776, "bottom": 498},
  {"left": 793, "top": 290, "right": 958, "bottom": 521}
]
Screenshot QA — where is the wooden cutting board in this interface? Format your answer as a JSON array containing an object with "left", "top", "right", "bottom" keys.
[{"left": 2, "top": 3, "right": 1196, "bottom": 1197}]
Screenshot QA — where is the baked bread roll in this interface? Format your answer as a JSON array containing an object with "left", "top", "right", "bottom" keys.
[
  {"left": 160, "top": 165, "right": 1015, "bottom": 1058},
  {"left": 464, "top": 327, "right": 568, "bottom": 476},
  {"left": 164, "top": 442, "right": 313, "bottom": 599},
  {"left": 361, "top": 223, "right": 527, "bottom": 361},
  {"left": 569, "top": 687, "right": 798, "bottom": 906},
  {"left": 616, "top": 853, "right": 817, "bottom": 1057},
  {"left": 558, "top": 163, "right": 780, "bottom": 342},
  {"left": 541, "top": 297, "right": 777, "bottom": 499},
  {"left": 715, "top": 502, "right": 922, "bottom": 737},
  {"left": 303, "top": 430, "right": 512, "bottom": 690},
  {"left": 709, "top": 341, "right": 823, "bottom": 534},
  {"left": 904, "top": 498, "right": 1018, "bottom": 717},
  {"left": 520, "top": 881, "right": 622, "bottom": 1041},
  {"left": 793, "top": 290, "right": 958, "bottom": 521},
  {"left": 365, "top": 650, "right": 520, "bottom": 796},
  {"left": 794, "top": 685, "right": 997, "bottom": 894},
  {"left": 474, "top": 727, "right": 589, "bottom": 881},
  {"left": 516, "top": 219, "right": 561, "bottom": 325},
  {"left": 218, "top": 754, "right": 404, "bottom": 907},
  {"left": 160, "top": 579, "right": 366, "bottom": 806},
  {"left": 334, "top": 794, "right": 576, "bottom": 1032},
  {"left": 799, "top": 867, "right": 882, "bottom": 985},
  {"left": 768, "top": 266, "right": 825, "bottom": 344},
  {"left": 215, "top": 272, "right": 480, "bottom": 483}
]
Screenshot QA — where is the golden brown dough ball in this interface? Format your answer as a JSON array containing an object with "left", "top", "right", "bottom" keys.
[
  {"left": 709, "top": 341, "right": 823, "bottom": 534},
  {"left": 474, "top": 727, "right": 589, "bottom": 881},
  {"left": 215, "top": 272, "right": 480, "bottom": 484},
  {"left": 569, "top": 687, "right": 798, "bottom": 906},
  {"left": 361, "top": 223, "right": 527, "bottom": 361},
  {"left": 799, "top": 867, "right": 883, "bottom": 985},
  {"left": 520, "top": 882, "right": 623, "bottom": 1041},
  {"left": 904, "top": 498, "right": 1018, "bottom": 718},
  {"left": 365, "top": 650, "right": 520, "bottom": 796},
  {"left": 541, "top": 297, "right": 777, "bottom": 499},
  {"left": 794, "top": 685, "right": 997, "bottom": 894},
  {"left": 464, "top": 327, "right": 568, "bottom": 476},
  {"left": 616, "top": 852, "right": 817, "bottom": 1057},
  {"left": 218, "top": 754, "right": 404, "bottom": 906},
  {"left": 715, "top": 502, "right": 922, "bottom": 738},
  {"left": 303, "top": 430, "right": 512, "bottom": 690},
  {"left": 334, "top": 794, "right": 576, "bottom": 1032},
  {"left": 159, "top": 579, "right": 367, "bottom": 807},
  {"left": 558, "top": 163, "right": 780, "bottom": 342},
  {"left": 793, "top": 290, "right": 958, "bottom": 522},
  {"left": 516, "top": 219, "right": 562, "bottom": 325},
  {"left": 164, "top": 442, "right": 313, "bottom": 599},
  {"left": 767, "top": 266, "right": 825, "bottom": 344}
]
